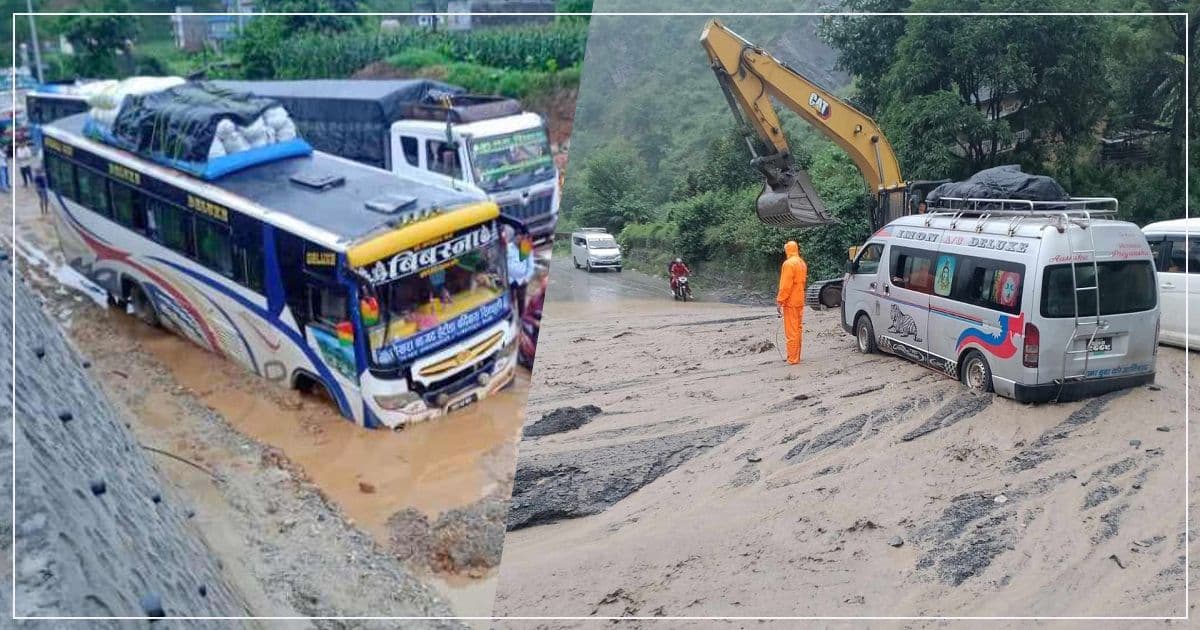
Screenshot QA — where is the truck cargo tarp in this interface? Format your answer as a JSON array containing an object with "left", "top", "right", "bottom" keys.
[
  {"left": 88, "top": 82, "right": 312, "bottom": 180},
  {"left": 212, "top": 79, "right": 465, "bottom": 169},
  {"left": 927, "top": 165, "right": 1069, "bottom": 205}
]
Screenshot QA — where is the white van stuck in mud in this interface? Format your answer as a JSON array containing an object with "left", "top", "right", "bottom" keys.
[{"left": 842, "top": 197, "right": 1159, "bottom": 403}]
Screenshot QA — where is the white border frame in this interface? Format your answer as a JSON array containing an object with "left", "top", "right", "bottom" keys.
[{"left": 7, "top": 8, "right": 1190, "bottom": 623}]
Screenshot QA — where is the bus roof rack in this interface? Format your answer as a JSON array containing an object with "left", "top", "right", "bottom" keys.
[{"left": 927, "top": 196, "right": 1119, "bottom": 217}]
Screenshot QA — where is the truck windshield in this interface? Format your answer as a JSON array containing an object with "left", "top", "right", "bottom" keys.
[
  {"left": 1040, "top": 260, "right": 1157, "bottom": 318},
  {"left": 468, "top": 128, "right": 555, "bottom": 193},
  {"left": 358, "top": 227, "right": 508, "bottom": 368}
]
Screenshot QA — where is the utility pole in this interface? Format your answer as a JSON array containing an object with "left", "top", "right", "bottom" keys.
[{"left": 26, "top": 0, "right": 44, "bottom": 84}]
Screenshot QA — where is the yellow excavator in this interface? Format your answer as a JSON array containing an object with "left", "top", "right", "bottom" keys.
[{"left": 700, "top": 20, "right": 946, "bottom": 306}]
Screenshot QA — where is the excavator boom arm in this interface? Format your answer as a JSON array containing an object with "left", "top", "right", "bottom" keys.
[{"left": 699, "top": 20, "right": 905, "bottom": 197}]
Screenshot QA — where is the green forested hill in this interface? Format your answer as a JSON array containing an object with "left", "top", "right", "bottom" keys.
[{"left": 564, "top": 0, "right": 1196, "bottom": 289}]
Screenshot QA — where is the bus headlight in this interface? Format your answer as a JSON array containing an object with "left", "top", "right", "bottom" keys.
[{"left": 374, "top": 391, "right": 422, "bottom": 411}]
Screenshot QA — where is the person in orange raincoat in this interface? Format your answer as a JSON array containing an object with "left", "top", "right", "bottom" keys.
[{"left": 776, "top": 241, "right": 808, "bottom": 364}]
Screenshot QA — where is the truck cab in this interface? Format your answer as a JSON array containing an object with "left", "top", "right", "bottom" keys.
[
  {"left": 389, "top": 111, "right": 559, "bottom": 243},
  {"left": 211, "top": 79, "right": 561, "bottom": 244}
]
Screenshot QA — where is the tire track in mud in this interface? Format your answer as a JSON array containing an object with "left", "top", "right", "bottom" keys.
[
  {"left": 915, "top": 452, "right": 1163, "bottom": 586},
  {"left": 506, "top": 424, "right": 745, "bottom": 530},
  {"left": 782, "top": 388, "right": 959, "bottom": 462},
  {"left": 1007, "top": 390, "right": 1130, "bottom": 472},
  {"left": 913, "top": 471, "right": 1071, "bottom": 586},
  {"left": 900, "top": 391, "right": 993, "bottom": 442}
]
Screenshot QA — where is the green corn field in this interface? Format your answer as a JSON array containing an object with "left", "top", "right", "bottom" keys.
[{"left": 266, "top": 23, "right": 588, "bottom": 80}]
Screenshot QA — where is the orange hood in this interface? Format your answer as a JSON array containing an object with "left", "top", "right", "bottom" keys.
[{"left": 784, "top": 241, "right": 800, "bottom": 258}]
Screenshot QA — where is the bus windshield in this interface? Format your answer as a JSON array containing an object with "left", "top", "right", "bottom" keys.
[
  {"left": 358, "top": 224, "right": 508, "bottom": 368},
  {"left": 468, "top": 128, "right": 555, "bottom": 193}
]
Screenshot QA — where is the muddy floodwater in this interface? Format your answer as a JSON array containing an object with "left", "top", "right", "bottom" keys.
[
  {"left": 110, "top": 313, "right": 525, "bottom": 533},
  {"left": 68, "top": 308, "right": 527, "bottom": 618}
]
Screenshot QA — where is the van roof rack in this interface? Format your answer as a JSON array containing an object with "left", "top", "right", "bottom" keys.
[
  {"left": 927, "top": 196, "right": 1119, "bottom": 216},
  {"left": 577, "top": 227, "right": 609, "bottom": 233},
  {"left": 925, "top": 196, "right": 1120, "bottom": 235}
]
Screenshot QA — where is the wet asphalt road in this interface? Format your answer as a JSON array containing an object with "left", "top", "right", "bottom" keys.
[{"left": 545, "top": 254, "right": 670, "bottom": 303}]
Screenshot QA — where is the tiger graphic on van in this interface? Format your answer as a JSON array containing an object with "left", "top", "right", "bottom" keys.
[{"left": 887, "top": 304, "right": 923, "bottom": 342}]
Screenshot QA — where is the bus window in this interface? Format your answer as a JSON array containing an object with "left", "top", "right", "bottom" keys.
[
  {"left": 932, "top": 254, "right": 956, "bottom": 297},
  {"left": 231, "top": 215, "right": 264, "bottom": 293},
  {"left": 109, "top": 182, "right": 149, "bottom": 233},
  {"left": 890, "top": 247, "right": 936, "bottom": 293},
  {"left": 195, "top": 217, "right": 234, "bottom": 277},
  {"left": 236, "top": 246, "right": 265, "bottom": 292},
  {"left": 75, "top": 167, "right": 111, "bottom": 218},
  {"left": 954, "top": 257, "right": 1024, "bottom": 314},
  {"left": 309, "top": 286, "right": 349, "bottom": 328},
  {"left": 45, "top": 153, "right": 77, "bottom": 201},
  {"left": 148, "top": 198, "right": 195, "bottom": 257},
  {"left": 1041, "top": 260, "right": 1156, "bottom": 317}
]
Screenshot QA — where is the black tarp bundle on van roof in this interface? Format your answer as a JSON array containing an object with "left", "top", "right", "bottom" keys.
[
  {"left": 927, "top": 165, "right": 1070, "bottom": 206},
  {"left": 107, "top": 82, "right": 281, "bottom": 163},
  {"left": 211, "top": 79, "right": 466, "bottom": 169}
]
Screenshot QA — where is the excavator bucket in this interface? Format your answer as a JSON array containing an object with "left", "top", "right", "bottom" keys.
[{"left": 755, "top": 168, "right": 835, "bottom": 228}]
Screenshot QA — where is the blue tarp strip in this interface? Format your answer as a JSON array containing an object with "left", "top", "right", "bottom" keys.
[{"left": 83, "top": 118, "right": 312, "bottom": 181}]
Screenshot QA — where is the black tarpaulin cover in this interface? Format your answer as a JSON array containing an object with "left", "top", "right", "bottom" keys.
[
  {"left": 927, "top": 165, "right": 1070, "bottom": 205},
  {"left": 107, "top": 82, "right": 280, "bottom": 163},
  {"left": 211, "top": 79, "right": 466, "bottom": 169}
]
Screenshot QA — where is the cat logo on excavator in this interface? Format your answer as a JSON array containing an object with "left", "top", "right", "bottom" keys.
[{"left": 808, "top": 93, "right": 831, "bottom": 119}]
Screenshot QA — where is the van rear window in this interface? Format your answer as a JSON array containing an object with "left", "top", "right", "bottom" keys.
[{"left": 1040, "top": 261, "right": 1157, "bottom": 318}]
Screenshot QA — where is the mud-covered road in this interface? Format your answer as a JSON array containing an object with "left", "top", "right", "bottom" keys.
[{"left": 496, "top": 256, "right": 1195, "bottom": 619}]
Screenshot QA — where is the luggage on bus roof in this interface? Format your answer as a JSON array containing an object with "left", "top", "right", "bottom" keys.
[
  {"left": 927, "top": 165, "right": 1070, "bottom": 205},
  {"left": 106, "top": 82, "right": 282, "bottom": 163}
]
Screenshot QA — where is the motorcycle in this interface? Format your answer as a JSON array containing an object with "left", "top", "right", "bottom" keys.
[{"left": 671, "top": 275, "right": 693, "bottom": 302}]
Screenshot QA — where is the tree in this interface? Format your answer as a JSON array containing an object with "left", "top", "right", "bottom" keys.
[
  {"left": 234, "top": 0, "right": 366, "bottom": 78},
  {"left": 61, "top": 0, "right": 141, "bottom": 78},
  {"left": 875, "top": 4, "right": 1108, "bottom": 174},
  {"left": 569, "top": 141, "right": 655, "bottom": 235},
  {"left": 816, "top": 0, "right": 911, "bottom": 115}
]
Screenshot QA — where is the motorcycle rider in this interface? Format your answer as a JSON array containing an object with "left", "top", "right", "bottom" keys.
[{"left": 669, "top": 257, "right": 691, "bottom": 296}]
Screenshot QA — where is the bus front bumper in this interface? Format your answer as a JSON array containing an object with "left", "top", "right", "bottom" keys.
[
  {"left": 1013, "top": 372, "right": 1155, "bottom": 403},
  {"left": 367, "top": 342, "right": 518, "bottom": 429}
]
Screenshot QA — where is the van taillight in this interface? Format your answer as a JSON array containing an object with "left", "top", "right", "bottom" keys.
[
  {"left": 1154, "top": 317, "right": 1160, "bottom": 355},
  {"left": 1023, "top": 322, "right": 1040, "bottom": 368}
]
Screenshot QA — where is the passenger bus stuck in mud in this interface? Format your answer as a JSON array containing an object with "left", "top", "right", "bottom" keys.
[{"left": 43, "top": 107, "right": 518, "bottom": 429}]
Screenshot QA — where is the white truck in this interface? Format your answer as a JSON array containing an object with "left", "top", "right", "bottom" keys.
[{"left": 213, "top": 79, "right": 560, "bottom": 243}]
